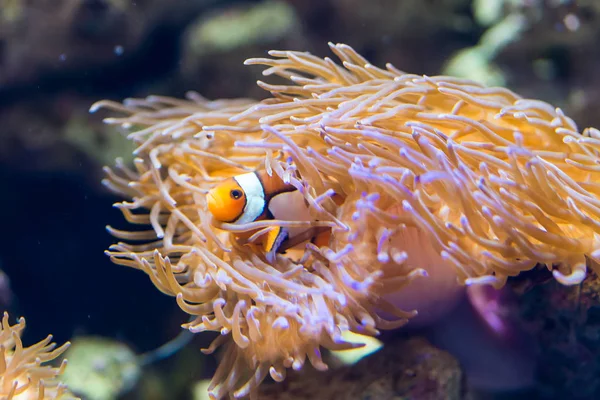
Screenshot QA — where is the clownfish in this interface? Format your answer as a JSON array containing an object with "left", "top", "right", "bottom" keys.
[{"left": 207, "top": 170, "right": 331, "bottom": 261}]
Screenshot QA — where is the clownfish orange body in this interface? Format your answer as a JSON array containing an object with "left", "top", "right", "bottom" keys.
[{"left": 207, "top": 171, "right": 330, "bottom": 261}]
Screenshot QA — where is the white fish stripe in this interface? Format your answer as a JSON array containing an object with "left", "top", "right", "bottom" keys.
[{"left": 234, "top": 172, "right": 265, "bottom": 224}]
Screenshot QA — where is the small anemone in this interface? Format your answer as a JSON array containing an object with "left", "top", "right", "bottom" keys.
[{"left": 0, "top": 312, "right": 75, "bottom": 399}]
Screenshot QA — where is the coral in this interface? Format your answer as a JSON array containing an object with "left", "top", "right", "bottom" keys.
[
  {"left": 0, "top": 312, "right": 75, "bottom": 399},
  {"left": 94, "top": 43, "right": 600, "bottom": 398},
  {"left": 60, "top": 337, "right": 139, "bottom": 400},
  {"left": 442, "top": 11, "right": 527, "bottom": 86},
  {"left": 185, "top": 1, "right": 299, "bottom": 56}
]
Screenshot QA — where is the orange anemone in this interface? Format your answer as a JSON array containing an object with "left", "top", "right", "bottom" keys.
[{"left": 95, "top": 43, "right": 600, "bottom": 398}]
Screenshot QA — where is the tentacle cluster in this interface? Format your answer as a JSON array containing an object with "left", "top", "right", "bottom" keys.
[{"left": 96, "top": 91, "right": 413, "bottom": 399}]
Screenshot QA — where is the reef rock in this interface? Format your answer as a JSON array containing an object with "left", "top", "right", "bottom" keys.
[
  {"left": 257, "top": 337, "right": 463, "bottom": 400},
  {"left": 511, "top": 269, "right": 600, "bottom": 398}
]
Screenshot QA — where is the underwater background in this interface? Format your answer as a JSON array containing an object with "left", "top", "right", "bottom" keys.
[{"left": 1, "top": 0, "right": 599, "bottom": 399}]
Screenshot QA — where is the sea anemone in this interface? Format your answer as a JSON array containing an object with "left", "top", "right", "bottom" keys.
[
  {"left": 0, "top": 312, "right": 75, "bottom": 399},
  {"left": 94, "top": 43, "right": 600, "bottom": 398}
]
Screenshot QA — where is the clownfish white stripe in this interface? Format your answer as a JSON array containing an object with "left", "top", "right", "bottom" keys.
[{"left": 233, "top": 172, "right": 266, "bottom": 225}]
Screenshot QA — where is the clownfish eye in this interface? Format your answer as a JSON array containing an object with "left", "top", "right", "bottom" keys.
[{"left": 230, "top": 189, "right": 243, "bottom": 199}]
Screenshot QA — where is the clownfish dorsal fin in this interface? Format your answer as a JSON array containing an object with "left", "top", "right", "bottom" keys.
[{"left": 255, "top": 170, "right": 297, "bottom": 201}]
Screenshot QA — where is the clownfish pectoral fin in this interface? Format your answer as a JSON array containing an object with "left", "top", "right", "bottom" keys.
[{"left": 264, "top": 226, "right": 288, "bottom": 263}]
